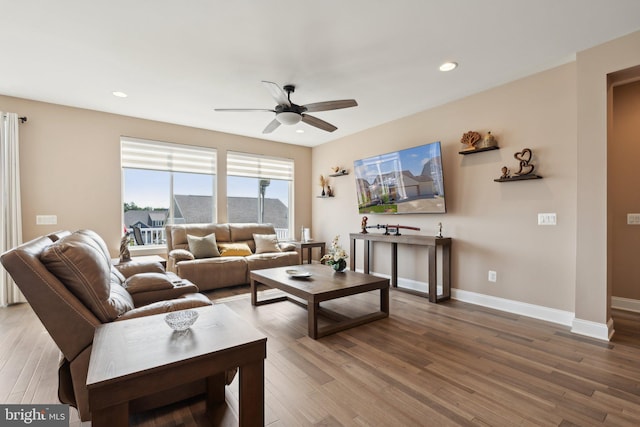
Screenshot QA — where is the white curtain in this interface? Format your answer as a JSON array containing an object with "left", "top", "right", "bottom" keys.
[{"left": 0, "top": 112, "right": 24, "bottom": 306}]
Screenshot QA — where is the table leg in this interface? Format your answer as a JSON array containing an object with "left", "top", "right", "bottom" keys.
[
  {"left": 308, "top": 302, "right": 319, "bottom": 339},
  {"left": 239, "top": 360, "right": 265, "bottom": 427},
  {"left": 206, "top": 372, "right": 225, "bottom": 412},
  {"left": 381, "top": 286, "right": 389, "bottom": 314},
  {"left": 307, "top": 247, "right": 312, "bottom": 264},
  {"left": 251, "top": 279, "right": 258, "bottom": 306},
  {"left": 428, "top": 245, "right": 437, "bottom": 303},
  {"left": 91, "top": 402, "right": 128, "bottom": 427}
]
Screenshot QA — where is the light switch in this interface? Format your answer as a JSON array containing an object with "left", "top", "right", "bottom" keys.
[
  {"left": 36, "top": 215, "right": 57, "bottom": 225},
  {"left": 627, "top": 214, "right": 640, "bottom": 225}
]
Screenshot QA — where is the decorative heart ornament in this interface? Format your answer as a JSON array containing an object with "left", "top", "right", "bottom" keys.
[
  {"left": 514, "top": 148, "right": 532, "bottom": 164},
  {"left": 514, "top": 148, "right": 535, "bottom": 175}
]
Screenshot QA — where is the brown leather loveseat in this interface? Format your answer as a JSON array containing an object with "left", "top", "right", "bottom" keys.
[{"left": 0, "top": 229, "right": 213, "bottom": 421}]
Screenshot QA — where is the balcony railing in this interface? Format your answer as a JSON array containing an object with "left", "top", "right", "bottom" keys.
[{"left": 127, "top": 226, "right": 291, "bottom": 246}]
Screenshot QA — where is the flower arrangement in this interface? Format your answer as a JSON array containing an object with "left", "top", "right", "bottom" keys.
[{"left": 321, "top": 235, "right": 349, "bottom": 272}]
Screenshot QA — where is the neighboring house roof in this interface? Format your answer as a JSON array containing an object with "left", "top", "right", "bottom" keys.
[
  {"left": 174, "top": 195, "right": 213, "bottom": 224},
  {"left": 124, "top": 195, "right": 288, "bottom": 229},
  {"left": 228, "top": 197, "right": 288, "bottom": 229}
]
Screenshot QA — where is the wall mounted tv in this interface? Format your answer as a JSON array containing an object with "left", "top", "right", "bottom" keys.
[{"left": 353, "top": 141, "right": 446, "bottom": 214}]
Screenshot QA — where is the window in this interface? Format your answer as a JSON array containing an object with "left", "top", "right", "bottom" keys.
[
  {"left": 226, "top": 151, "right": 293, "bottom": 240},
  {"left": 121, "top": 137, "right": 217, "bottom": 246}
]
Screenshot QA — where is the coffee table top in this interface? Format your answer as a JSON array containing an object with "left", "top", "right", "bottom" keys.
[
  {"left": 250, "top": 264, "right": 389, "bottom": 301},
  {"left": 87, "top": 304, "right": 266, "bottom": 388}
]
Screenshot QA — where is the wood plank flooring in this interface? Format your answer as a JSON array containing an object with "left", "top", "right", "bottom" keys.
[{"left": 2, "top": 286, "right": 640, "bottom": 426}]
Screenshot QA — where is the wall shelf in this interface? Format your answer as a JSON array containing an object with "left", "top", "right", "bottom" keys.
[
  {"left": 316, "top": 195, "right": 335, "bottom": 198},
  {"left": 494, "top": 174, "right": 542, "bottom": 182},
  {"left": 459, "top": 146, "right": 500, "bottom": 155},
  {"left": 329, "top": 171, "right": 349, "bottom": 177}
]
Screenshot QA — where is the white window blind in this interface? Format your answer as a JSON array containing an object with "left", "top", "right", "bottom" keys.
[
  {"left": 227, "top": 151, "right": 293, "bottom": 180},
  {"left": 121, "top": 137, "right": 216, "bottom": 174}
]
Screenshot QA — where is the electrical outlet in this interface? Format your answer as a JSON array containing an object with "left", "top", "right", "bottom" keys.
[
  {"left": 538, "top": 213, "right": 557, "bottom": 225},
  {"left": 488, "top": 270, "right": 497, "bottom": 282}
]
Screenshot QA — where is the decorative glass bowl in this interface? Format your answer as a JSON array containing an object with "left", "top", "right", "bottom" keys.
[{"left": 165, "top": 309, "right": 199, "bottom": 331}]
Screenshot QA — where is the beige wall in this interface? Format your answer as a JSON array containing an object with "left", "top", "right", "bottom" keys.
[
  {"left": 611, "top": 80, "right": 640, "bottom": 299},
  {"left": 313, "top": 63, "right": 578, "bottom": 312},
  {"left": 0, "top": 95, "right": 312, "bottom": 256},
  {"left": 576, "top": 30, "right": 640, "bottom": 327}
]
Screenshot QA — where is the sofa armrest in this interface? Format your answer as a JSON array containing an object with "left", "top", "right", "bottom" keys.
[
  {"left": 278, "top": 242, "right": 297, "bottom": 252},
  {"left": 115, "top": 261, "right": 165, "bottom": 278},
  {"left": 116, "top": 293, "right": 212, "bottom": 321},
  {"left": 169, "top": 249, "right": 195, "bottom": 261}
]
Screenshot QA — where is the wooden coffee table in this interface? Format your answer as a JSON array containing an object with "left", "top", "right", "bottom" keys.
[
  {"left": 86, "top": 304, "right": 266, "bottom": 427},
  {"left": 250, "top": 264, "right": 389, "bottom": 339}
]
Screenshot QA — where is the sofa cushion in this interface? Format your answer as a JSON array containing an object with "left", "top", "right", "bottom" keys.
[
  {"left": 253, "top": 234, "right": 281, "bottom": 254},
  {"left": 170, "top": 224, "right": 231, "bottom": 251},
  {"left": 40, "top": 232, "right": 134, "bottom": 322},
  {"left": 218, "top": 242, "right": 253, "bottom": 256},
  {"left": 187, "top": 233, "right": 221, "bottom": 258},
  {"left": 123, "top": 272, "right": 175, "bottom": 293}
]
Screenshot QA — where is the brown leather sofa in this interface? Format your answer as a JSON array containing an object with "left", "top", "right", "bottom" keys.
[
  {"left": 0, "top": 229, "right": 213, "bottom": 421},
  {"left": 166, "top": 223, "right": 299, "bottom": 291}
]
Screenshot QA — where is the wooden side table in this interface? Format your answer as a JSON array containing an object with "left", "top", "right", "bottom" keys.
[
  {"left": 292, "top": 241, "right": 326, "bottom": 264},
  {"left": 87, "top": 305, "right": 266, "bottom": 426}
]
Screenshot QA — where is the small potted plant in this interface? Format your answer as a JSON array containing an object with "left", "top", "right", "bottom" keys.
[{"left": 321, "top": 235, "right": 349, "bottom": 272}]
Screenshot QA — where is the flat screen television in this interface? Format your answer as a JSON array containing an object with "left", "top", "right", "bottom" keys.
[{"left": 353, "top": 141, "right": 446, "bottom": 214}]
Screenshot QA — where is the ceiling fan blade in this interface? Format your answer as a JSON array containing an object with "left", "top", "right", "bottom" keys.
[
  {"left": 262, "top": 81, "right": 290, "bottom": 107},
  {"left": 262, "top": 118, "right": 281, "bottom": 134},
  {"left": 303, "top": 99, "right": 358, "bottom": 113},
  {"left": 301, "top": 114, "right": 337, "bottom": 132},
  {"left": 214, "top": 108, "right": 275, "bottom": 112}
]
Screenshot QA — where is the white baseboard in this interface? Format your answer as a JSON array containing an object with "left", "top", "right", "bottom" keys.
[
  {"left": 356, "top": 270, "right": 613, "bottom": 341},
  {"left": 611, "top": 296, "right": 640, "bottom": 313},
  {"left": 571, "top": 317, "right": 614, "bottom": 341},
  {"left": 451, "top": 288, "right": 575, "bottom": 327}
]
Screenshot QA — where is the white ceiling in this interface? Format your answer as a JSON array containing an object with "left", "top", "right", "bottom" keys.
[{"left": 2, "top": 1, "right": 640, "bottom": 147}]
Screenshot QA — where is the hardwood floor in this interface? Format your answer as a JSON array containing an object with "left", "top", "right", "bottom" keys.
[{"left": 2, "top": 286, "right": 640, "bottom": 426}]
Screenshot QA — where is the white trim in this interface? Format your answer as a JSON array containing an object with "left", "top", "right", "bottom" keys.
[
  {"left": 356, "top": 271, "right": 615, "bottom": 341},
  {"left": 611, "top": 296, "right": 640, "bottom": 313},
  {"left": 571, "top": 317, "right": 614, "bottom": 341},
  {"left": 451, "top": 288, "right": 575, "bottom": 327}
]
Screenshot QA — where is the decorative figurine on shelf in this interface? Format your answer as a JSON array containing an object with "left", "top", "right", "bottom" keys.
[
  {"left": 514, "top": 148, "right": 535, "bottom": 176},
  {"left": 460, "top": 130, "right": 482, "bottom": 151},
  {"left": 477, "top": 131, "right": 498, "bottom": 149},
  {"left": 319, "top": 174, "right": 327, "bottom": 196},
  {"left": 332, "top": 166, "right": 341, "bottom": 173},
  {"left": 327, "top": 185, "right": 333, "bottom": 197},
  {"left": 436, "top": 222, "right": 443, "bottom": 238},
  {"left": 361, "top": 216, "right": 369, "bottom": 233},
  {"left": 119, "top": 234, "right": 131, "bottom": 262},
  {"left": 500, "top": 166, "right": 510, "bottom": 179}
]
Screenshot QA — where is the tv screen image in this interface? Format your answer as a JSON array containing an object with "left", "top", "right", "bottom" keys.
[{"left": 353, "top": 141, "right": 446, "bottom": 214}]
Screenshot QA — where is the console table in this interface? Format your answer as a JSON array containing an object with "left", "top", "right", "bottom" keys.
[{"left": 349, "top": 232, "right": 451, "bottom": 303}]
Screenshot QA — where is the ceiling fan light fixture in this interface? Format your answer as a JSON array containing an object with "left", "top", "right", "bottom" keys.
[
  {"left": 276, "top": 111, "right": 302, "bottom": 125},
  {"left": 439, "top": 62, "right": 458, "bottom": 72}
]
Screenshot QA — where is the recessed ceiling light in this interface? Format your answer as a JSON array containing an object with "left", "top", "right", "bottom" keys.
[
  {"left": 296, "top": 129, "right": 304, "bottom": 134},
  {"left": 112, "top": 91, "right": 128, "bottom": 98},
  {"left": 439, "top": 62, "right": 458, "bottom": 72}
]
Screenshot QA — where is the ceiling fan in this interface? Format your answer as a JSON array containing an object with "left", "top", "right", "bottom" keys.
[{"left": 214, "top": 81, "right": 358, "bottom": 134}]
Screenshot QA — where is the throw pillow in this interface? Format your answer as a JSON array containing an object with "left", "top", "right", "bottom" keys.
[
  {"left": 187, "top": 233, "right": 221, "bottom": 259},
  {"left": 253, "top": 234, "right": 282, "bottom": 254},
  {"left": 218, "top": 242, "right": 253, "bottom": 257}
]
